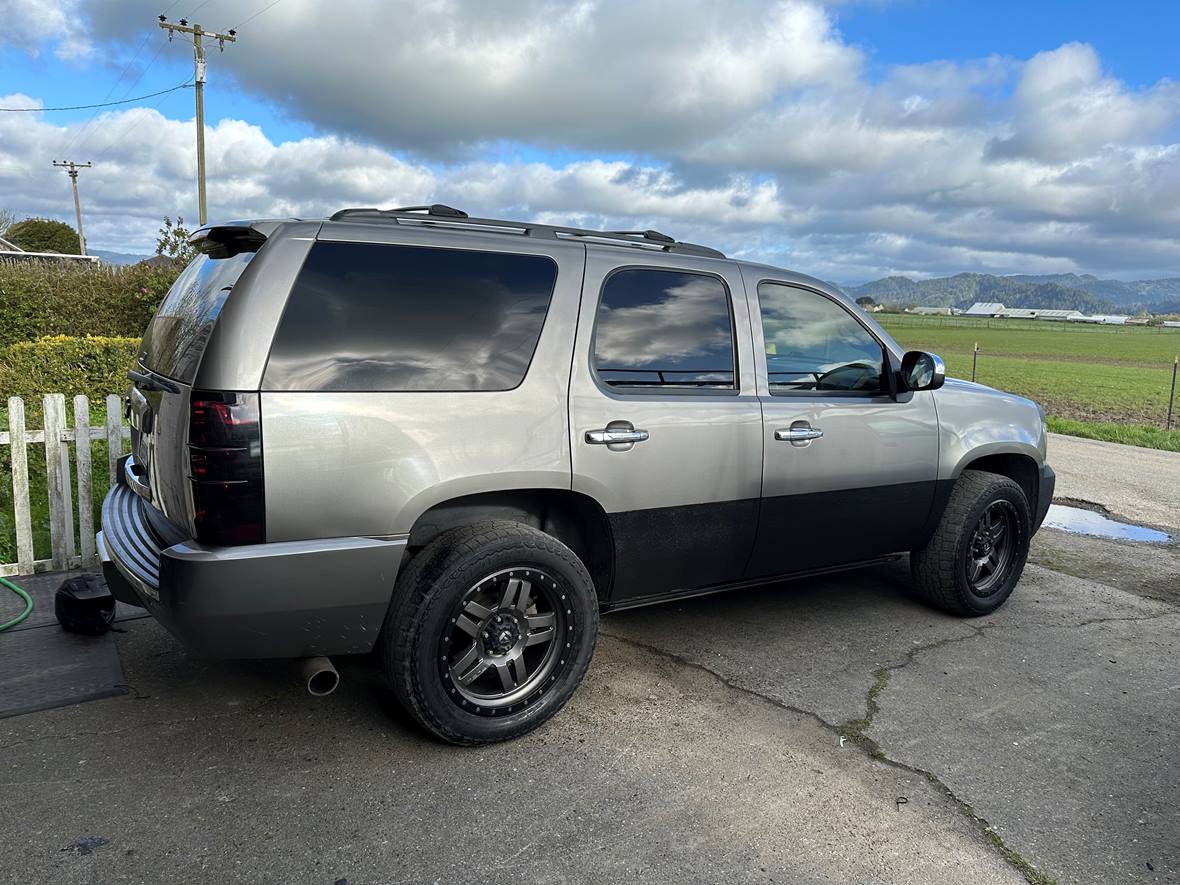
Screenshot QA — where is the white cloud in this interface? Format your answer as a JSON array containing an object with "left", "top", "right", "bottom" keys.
[
  {"left": 987, "top": 43, "right": 1180, "bottom": 163},
  {"left": 0, "top": 0, "right": 90, "bottom": 58},
  {"left": 1, "top": 0, "right": 1178, "bottom": 280}
]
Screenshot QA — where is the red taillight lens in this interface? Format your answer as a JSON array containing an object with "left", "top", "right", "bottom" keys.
[{"left": 188, "top": 391, "right": 264, "bottom": 545}]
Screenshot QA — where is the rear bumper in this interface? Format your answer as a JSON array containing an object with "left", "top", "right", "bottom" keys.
[
  {"left": 98, "top": 482, "right": 407, "bottom": 659},
  {"left": 1033, "top": 464, "right": 1056, "bottom": 533}
]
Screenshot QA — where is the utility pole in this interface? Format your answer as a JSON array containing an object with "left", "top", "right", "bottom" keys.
[
  {"left": 52, "top": 160, "right": 92, "bottom": 255},
  {"left": 158, "top": 16, "right": 236, "bottom": 225}
]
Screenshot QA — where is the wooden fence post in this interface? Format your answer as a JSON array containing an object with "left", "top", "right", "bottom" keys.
[
  {"left": 106, "top": 394, "right": 123, "bottom": 486},
  {"left": 43, "top": 393, "right": 69, "bottom": 570},
  {"left": 74, "top": 395, "right": 95, "bottom": 564},
  {"left": 7, "top": 397, "right": 34, "bottom": 574}
]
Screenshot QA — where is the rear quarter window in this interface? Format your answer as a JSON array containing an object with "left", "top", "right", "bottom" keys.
[
  {"left": 263, "top": 241, "right": 557, "bottom": 392},
  {"left": 140, "top": 251, "right": 256, "bottom": 383}
]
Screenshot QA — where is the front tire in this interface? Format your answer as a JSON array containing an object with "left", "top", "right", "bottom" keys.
[
  {"left": 379, "top": 521, "right": 599, "bottom": 745},
  {"left": 910, "top": 470, "right": 1031, "bottom": 616}
]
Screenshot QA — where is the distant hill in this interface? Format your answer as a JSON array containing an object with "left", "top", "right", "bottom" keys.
[
  {"left": 91, "top": 249, "right": 151, "bottom": 266},
  {"left": 842, "top": 272, "right": 1180, "bottom": 315}
]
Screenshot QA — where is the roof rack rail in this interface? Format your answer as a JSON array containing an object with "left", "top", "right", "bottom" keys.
[
  {"left": 330, "top": 204, "right": 468, "bottom": 220},
  {"left": 326, "top": 206, "right": 725, "bottom": 258}
]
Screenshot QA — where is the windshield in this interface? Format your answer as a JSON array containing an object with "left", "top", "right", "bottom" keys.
[{"left": 139, "top": 251, "right": 255, "bottom": 383}]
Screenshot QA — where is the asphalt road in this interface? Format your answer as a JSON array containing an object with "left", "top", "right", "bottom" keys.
[
  {"left": 1048, "top": 432, "right": 1180, "bottom": 533},
  {"left": 1, "top": 438, "right": 1177, "bottom": 885}
]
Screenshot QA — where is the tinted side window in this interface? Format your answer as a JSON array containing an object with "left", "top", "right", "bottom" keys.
[
  {"left": 757, "top": 283, "right": 884, "bottom": 393},
  {"left": 140, "top": 251, "right": 256, "bottom": 384},
  {"left": 264, "top": 242, "right": 557, "bottom": 392},
  {"left": 593, "top": 269, "right": 735, "bottom": 390}
]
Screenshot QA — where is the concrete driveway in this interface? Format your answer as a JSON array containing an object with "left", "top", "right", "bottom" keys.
[{"left": 1, "top": 436, "right": 1176, "bottom": 885}]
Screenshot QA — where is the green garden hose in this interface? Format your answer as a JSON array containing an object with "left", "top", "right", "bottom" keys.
[{"left": 0, "top": 576, "right": 33, "bottom": 632}]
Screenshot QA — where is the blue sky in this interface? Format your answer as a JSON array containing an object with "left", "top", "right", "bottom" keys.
[
  {"left": 838, "top": 0, "right": 1179, "bottom": 88},
  {"left": 2, "top": 0, "right": 1178, "bottom": 280}
]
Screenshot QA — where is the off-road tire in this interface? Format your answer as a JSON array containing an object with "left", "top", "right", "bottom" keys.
[
  {"left": 910, "top": 470, "right": 1031, "bottom": 616},
  {"left": 379, "top": 521, "right": 599, "bottom": 745}
]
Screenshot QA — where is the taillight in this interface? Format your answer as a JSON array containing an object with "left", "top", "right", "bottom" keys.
[{"left": 188, "top": 391, "right": 264, "bottom": 545}]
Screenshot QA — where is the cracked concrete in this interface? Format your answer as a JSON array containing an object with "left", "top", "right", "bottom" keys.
[
  {"left": 1, "top": 436, "right": 1176, "bottom": 884},
  {"left": 1, "top": 615, "right": 1025, "bottom": 885},
  {"left": 603, "top": 557, "right": 1179, "bottom": 885},
  {"left": 3, "top": 551, "right": 1174, "bottom": 884}
]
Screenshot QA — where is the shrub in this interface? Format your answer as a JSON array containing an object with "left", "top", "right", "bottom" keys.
[
  {"left": 5, "top": 217, "right": 83, "bottom": 254},
  {"left": 0, "top": 335, "right": 141, "bottom": 405},
  {"left": 0, "top": 260, "right": 180, "bottom": 340}
]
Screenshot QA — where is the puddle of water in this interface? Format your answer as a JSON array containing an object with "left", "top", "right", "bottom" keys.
[{"left": 1043, "top": 504, "right": 1170, "bottom": 543}]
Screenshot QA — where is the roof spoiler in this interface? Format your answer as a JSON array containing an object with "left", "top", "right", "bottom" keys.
[{"left": 188, "top": 222, "right": 273, "bottom": 258}]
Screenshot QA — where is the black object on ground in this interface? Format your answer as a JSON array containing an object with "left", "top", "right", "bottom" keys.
[
  {"left": 55, "top": 573, "right": 116, "bottom": 635},
  {"left": 0, "top": 570, "right": 143, "bottom": 718}
]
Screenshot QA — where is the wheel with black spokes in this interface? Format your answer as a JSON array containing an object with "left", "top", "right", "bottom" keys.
[
  {"left": 965, "top": 500, "right": 1018, "bottom": 597},
  {"left": 380, "top": 522, "right": 598, "bottom": 744},
  {"left": 911, "top": 470, "right": 1031, "bottom": 616}
]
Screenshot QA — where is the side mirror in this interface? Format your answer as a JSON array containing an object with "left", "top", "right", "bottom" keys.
[{"left": 900, "top": 351, "right": 945, "bottom": 391}]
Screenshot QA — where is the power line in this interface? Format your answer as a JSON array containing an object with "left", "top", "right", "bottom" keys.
[
  {"left": 232, "top": 0, "right": 284, "bottom": 31},
  {"left": 66, "top": 34, "right": 173, "bottom": 155},
  {"left": 64, "top": 29, "right": 156, "bottom": 154},
  {"left": 92, "top": 77, "right": 193, "bottom": 163},
  {"left": 1, "top": 81, "right": 193, "bottom": 112}
]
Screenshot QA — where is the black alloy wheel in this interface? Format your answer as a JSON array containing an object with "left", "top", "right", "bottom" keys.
[
  {"left": 965, "top": 500, "right": 1018, "bottom": 597},
  {"left": 910, "top": 470, "right": 1031, "bottom": 616},
  {"left": 440, "top": 567, "right": 569, "bottom": 714},
  {"left": 381, "top": 521, "right": 599, "bottom": 745}
]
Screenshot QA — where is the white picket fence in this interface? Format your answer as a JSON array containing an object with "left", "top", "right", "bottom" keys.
[{"left": 2, "top": 394, "right": 129, "bottom": 577}]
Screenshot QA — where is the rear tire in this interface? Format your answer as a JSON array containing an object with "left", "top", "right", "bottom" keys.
[
  {"left": 379, "top": 521, "right": 599, "bottom": 745},
  {"left": 910, "top": 470, "right": 1031, "bottom": 616}
]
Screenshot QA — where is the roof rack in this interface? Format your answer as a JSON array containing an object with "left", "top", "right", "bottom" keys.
[{"left": 327, "top": 204, "right": 725, "bottom": 258}]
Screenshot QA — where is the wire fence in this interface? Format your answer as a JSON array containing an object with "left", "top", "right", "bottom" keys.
[{"left": 961, "top": 343, "right": 1179, "bottom": 430}]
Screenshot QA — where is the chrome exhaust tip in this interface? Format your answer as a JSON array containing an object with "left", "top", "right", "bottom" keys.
[{"left": 300, "top": 656, "right": 339, "bottom": 696}]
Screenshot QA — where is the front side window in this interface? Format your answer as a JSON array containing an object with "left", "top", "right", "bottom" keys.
[
  {"left": 757, "top": 282, "right": 884, "bottom": 393},
  {"left": 264, "top": 242, "right": 557, "bottom": 392},
  {"left": 593, "top": 269, "right": 736, "bottom": 390}
]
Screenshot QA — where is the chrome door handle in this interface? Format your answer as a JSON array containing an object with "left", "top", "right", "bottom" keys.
[
  {"left": 586, "top": 429, "right": 649, "bottom": 445},
  {"left": 775, "top": 427, "right": 823, "bottom": 442}
]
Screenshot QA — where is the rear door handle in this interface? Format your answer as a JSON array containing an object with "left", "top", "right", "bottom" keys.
[
  {"left": 775, "top": 427, "right": 823, "bottom": 442},
  {"left": 586, "top": 429, "right": 649, "bottom": 445}
]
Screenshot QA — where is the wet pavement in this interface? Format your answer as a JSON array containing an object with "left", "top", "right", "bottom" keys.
[{"left": 1043, "top": 504, "right": 1170, "bottom": 543}]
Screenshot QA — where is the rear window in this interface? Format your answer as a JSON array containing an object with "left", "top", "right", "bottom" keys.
[
  {"left": 139, "top": 251, "right": 256, "bottom": 383},
  {"left": 263, "top": 241, "right": 557, "bottom": 392},
  {"left": 592, "top": 268, "right": 736, "bottom": 390}
]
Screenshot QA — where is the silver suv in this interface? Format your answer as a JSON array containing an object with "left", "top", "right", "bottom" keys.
[{"left": 99, "top": 205, "right": 1055, "bottom": 744}]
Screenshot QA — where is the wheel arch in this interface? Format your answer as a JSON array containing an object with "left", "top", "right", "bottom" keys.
[
  {"left": 921, "top": 444, "right": 1043, "bottom": 545},
  {"left": 958, "top": 450, "right": 1040, "bottom": 512},
  {"left": 405, "top": 489, "right": 614, "bottom": 603}
]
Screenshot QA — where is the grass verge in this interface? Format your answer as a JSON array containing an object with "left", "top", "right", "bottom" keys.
[{"left": 1045, "top": 416, "right": 1180, "bottom": 452}]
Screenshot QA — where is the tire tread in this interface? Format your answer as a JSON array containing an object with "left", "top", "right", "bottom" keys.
[
  {"left": 380, "top": 521, "right": 598, "bottom": 745},
  {"left": 911, "top": 470, "right": 1029, "bottom": 616}
]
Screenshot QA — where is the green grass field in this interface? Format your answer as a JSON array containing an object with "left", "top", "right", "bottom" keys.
[{"left": 878, "top": 314, "right": 1180, "bottom": 451}]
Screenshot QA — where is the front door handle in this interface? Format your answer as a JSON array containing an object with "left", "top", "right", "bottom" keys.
[
  {"left": 775, "top": 427, "right": 823, "bottom": 442},
  {"left": 586, "top": 428, "right": 650, "bottom": 445}
]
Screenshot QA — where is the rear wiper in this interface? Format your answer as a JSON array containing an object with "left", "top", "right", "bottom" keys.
[{"left": 127, "top": 369, "right": 180, "bottom": 394}]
